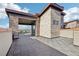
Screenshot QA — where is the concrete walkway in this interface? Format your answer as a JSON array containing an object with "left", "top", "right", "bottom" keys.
[
  {"left": 31, "top": 36, "right": 79, "bottom": 56},
  {"left": 7, "top": 34, "right": 66, "bottom": 56}
]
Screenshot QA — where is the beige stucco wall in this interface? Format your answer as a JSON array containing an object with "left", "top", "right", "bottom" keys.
[
  {"left": 0, "top": 31, "right": 12, "bottom": 56},
  {"left": 73, "top": 30, "right": 79, "bottom": 46},
  {"left": 51, "top": 8, "right": 62, "bottom": 38},
  {"left": 66, "top": 21, "right": 77, "bottom": 28},
  {"left": 60, "top": 29, "right": 74, "bottom": 38},
  {"left": 40, "top": 7, "right": 63, "bottom": 38},
  {"left": 40, "top": 8, "right": 52, "bottom": 38},
  {"left": 60, "top": 29, "right": 79, "bottom": 46},
  {"left": 35, "top": 18, "right": 40, "bottom": 36}
]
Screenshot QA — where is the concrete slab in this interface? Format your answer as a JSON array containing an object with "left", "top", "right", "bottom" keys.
[
  {"left": 31, "top": 36, "right": 79, "bottom": 56},
  {"left": 7, "top": 34, "right": 66, "bottom": 56}
]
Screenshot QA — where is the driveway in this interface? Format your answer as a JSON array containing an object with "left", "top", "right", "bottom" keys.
[{"left": 7, "top": 34, "right": 66, "bottom": 56}]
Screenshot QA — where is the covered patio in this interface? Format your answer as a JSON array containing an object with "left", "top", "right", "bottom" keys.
[
  {"left": 19, "top": 18, "right": 36, "bottom": 36},
  {"left": 6, "top": 8, "right": 40, "bottom": 38}
]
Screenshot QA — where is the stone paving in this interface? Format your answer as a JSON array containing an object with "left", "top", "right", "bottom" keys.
[
  {"left": 7, "top": 34, "right": 66, "bottom": 56},
  {"left": 31, "top": 36, "right": 79, "bottom": 56}
]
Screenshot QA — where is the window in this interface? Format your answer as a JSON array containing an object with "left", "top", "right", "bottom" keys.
[
  {"left": 53, "top": 20, "right": 59, "bottom": 25},
  {"left": 56, "top": 21, "right": 59, "bottom": 25}
]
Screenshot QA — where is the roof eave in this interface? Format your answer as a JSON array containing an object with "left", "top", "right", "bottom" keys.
[
  {"left": 5, "top": 8, "right": 38, "bottom": 18},
  {"left": 38, "top": 3, "right": 64, "bottom": 17}
]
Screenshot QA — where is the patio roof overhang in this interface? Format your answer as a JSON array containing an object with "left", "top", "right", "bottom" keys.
[
  {"left": 19, "top": 18, "right": 36, "bottom": 25},
  {"left": 5, "top": 8, "right": 37, "bottom": 25},
  {"left": 5, "top": 3, "right": 65, "bottom": 25},
  {"left": 5, "top": 8, "right": 38, "bottom": 18}
]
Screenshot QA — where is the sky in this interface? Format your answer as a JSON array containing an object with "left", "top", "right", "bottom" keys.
[{"left": 0, "top": 3, "right": 79, "bottom": 29}]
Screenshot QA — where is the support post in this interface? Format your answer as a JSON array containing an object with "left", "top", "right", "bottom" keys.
[
  {"left": 31, "top": 25, "right": 35, "bottom": 36},
  {"left": 9, "top": 14, "right": 19, "bottom": 39}
]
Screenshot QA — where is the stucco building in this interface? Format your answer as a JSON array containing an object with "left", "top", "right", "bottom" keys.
[
  {"left": 5, "top": 3, "right": 65, "bottom": 38},
  {"left": 64, "top": 20, "right": 79, "bottom": 29}
]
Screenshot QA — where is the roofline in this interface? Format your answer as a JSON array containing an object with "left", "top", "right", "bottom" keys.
[
  {"left": 61, "top": 12, "right": 66, "bottom": 16},
  {"left": 5, "top": 8, "right": 37, "bottom": 18},
  {"left": 64, "top": 20, "right": 79, "bottom": 24},
  {"left": 5, "top": 3, "right": 64, "bottom": 18},
  {"left": 38, "top": 3, "right": 64, "bottom": 17}
]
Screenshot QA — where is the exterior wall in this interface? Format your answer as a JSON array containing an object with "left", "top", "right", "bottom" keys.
[
  {"left": 73, "top": 30, "right": 79, "bottom": 46},
  {"left": 0, "top": 31, "right": 12, "bottom": 56},
  {"left": 65, "top": 21, "right": 77, "bottom": 28},
  {"left": 51, "top": 8, "right": 62, "bottom": 38},
  {"left": 9, "top": 14, "right": 19, "bottom": 33},
  {"left": 40, "top": 7, "right": 63, "bottom": 38},
  {"left": 35, "top": 18, "right": 40, "bottom": 36},
  {"left": 9, "top": 14, "right": 19, "bottom": 38},
  {"left": 60, "top": 29, "right": 79, "bottom": 46},
  {"left": 60, "top": 29, "right": 74, "bottom": 38},
  {"left": 40, "top": 8, "right": 52, "bottom": 38}
]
